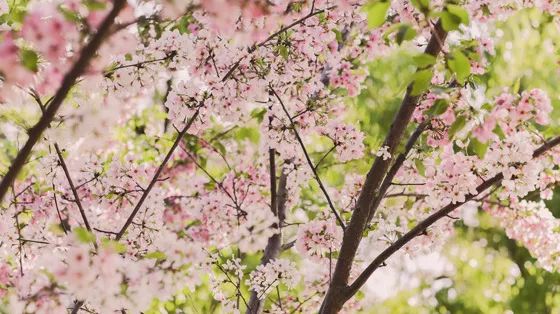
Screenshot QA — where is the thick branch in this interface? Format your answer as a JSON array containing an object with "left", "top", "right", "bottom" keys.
[
  {"left": 346, "top": 135, "right": 560, "bottom": 299},
  {"left": 319, "top": 21, "right": 447, "bottom": 314},
  {"left": 246, "top": 156, "right": 289, "bottom": 314},
  {"left": 116, "top": 110, "right": 200, "bottom": 240},
  {"left": 270, "top": 86, "right": 346, "bottom": 229},
  {"left": 367, "top": 121, "right": 428, "bottom": 221},
  {"left": 0, "top": 0, "right": 128, "bottom": 204}
]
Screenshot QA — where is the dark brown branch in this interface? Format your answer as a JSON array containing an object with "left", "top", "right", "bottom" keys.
[
  {"left": 162, "top": 80, "right": 173, "bottom": 132},
  {"left": 314, "top": 146, "right": 336, "bottom": 171},
  {"left": 17, "top": 238, "right": 50, "bottom": 245},
  {"left": 52, "top": 184, "right": 69, "bottom": 235},
  {"left": 319, "top": 21, "right": 447, "bottom": 314},
  {"left": 384, "top": 192, "right": 427, "bottom": 198},
  {"left": 103, "top": 51, "right": 177, "bottom": 77},
  {"left": 367, "top": 121, "right": 428, "bottom": 221},
  {"left": 179, "top": 146, "right": 240, "bottom": 208},
  {"left": 70, "top": 301, "right": 84, "bottom": 314},
  {"left": 12, "top": 187, "right": 24, "bottom": 276},
  {"left": 246, "top": 156, "right": 289, "bottom": 314},
  {"left": 345, "top": 135, "right": 560, "bottom": 300},
  {"left": 54, "top": 144, "right": 93, "bottom": 233},
  {"left": 0, "top": 0, "right": 128, "bottom": 204},
  {"left": 270, "top": 86, "right": 345, "bottom": 229},
  {"left": 116, "top": 110, "right": 200, "bottom": 240},
  {"left": 281, "top": 240, "right": 296, "bottom": 251}
]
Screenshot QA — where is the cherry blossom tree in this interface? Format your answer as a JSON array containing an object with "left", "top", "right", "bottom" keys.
[{"left": 1, "top": 0, "right": 560, "bottom": 313}]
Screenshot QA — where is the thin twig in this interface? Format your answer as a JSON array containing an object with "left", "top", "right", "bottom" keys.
[
  {"left": 221, "top": 5, "right": 336, "bottom": 82},
  {"left": 270, "top": 85, "right": 345, "bottom": 229},
  {"left": 116, "top": 109, "right": 200, "bottom": 240},
  {"left": 54, "top": 144, "right": 93, "bottom": 233},
  {"left": 246, "top": 157, "right": 289, "bottom": 314},
  {"left": 52, "top": 183, "right": 69, "bottom": 235}
]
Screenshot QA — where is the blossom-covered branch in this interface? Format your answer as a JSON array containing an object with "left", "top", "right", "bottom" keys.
[
  {"left": 271, "top": 86, "right": 346, "bottom": 229},
  {"left": 247, "top": 152, "right": 289, "bottom": 314},
  {"left": 320, "top": 20, "right": 448, "bottom": 313},
  {"left": 347, "top": 135, "right": 560, "bottom": 299},
  {"left": 0, "top": 0, "right": 128, "bottom": 203},
  {"left": 116, "top": 110, "right": 200, "bottom": 240}
]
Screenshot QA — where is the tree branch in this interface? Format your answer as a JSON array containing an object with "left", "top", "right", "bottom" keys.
[
  {"left": 0, "top": 0, "right": 128, "bottom": 204},
  {"left": 319, "top": 21, "right": 447, "bottom": 313},
  {"left": 270, "top": 86, "right": 346, "bottom": 229},
  {"left": 367, "top": 121, "right": 428, "bottom": 221},
  {"left": 246, "top": 155, "right": 289, "bottom": 314},
  {"left": 346, "top": 135, "right": 560, "bottom": 299},
  {"left": 221, "top": 5, "right": 336, "bottom": 82},
  {"left": 54, "top": 144, "right": 93, "bottom": 234},
  {"left": 115, "top": 110, "right": 200, "bottom": 240}
]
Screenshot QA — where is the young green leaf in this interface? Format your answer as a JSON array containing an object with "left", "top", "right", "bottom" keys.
[
  {"left": 396, "top": 24, "right": 417, "bottom": 45},
  {"left": 413, "top": 53, "right": 437, "bottom": 68},
  {"left": 21, "top": 49, "right": 39, "bottom": 72},
  {"left": 74, "top": 227, "right": 96, "bottom": 244},
  {"left": 411, "top": 69, "right": 433, "bottom": 96},
  {"left": 447, "top": 5, "right": 469, "bottom": 26},
  {"left": 448, "top": 115, "right": 467, "bottom": 138},
  {"left": 448, "top": 50, "right": 471, "bottom": 84},
  {"left": 468, "top": 138, "right": 489, "bottom": 159},
  {"left": 415, "top": 159, "right": 426, "bottom": 176},
  {"left": 364, "top": 1, "right": 391, "bottom": 28},
  {"left": 426, "top": 99, "right": 449, "bottom": 116}
]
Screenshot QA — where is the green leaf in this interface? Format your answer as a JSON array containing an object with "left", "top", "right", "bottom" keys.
[
  {"left": 101, "top": 239, "right": 127, "bottom": 253},
  {"left": 439, "top": 5, "right": 470, "bottom": 32},
  {"left": 448, "top": 50, "right": 471, "bottom": 84},
  {"left": 364, "top": 1, "right": 391, "bottom": 28},
  {"left": 411, "top": 69, "right": 432, "bottom": 96},
  {"left": 447, "top": 5, "right": 470, "bottom": 26},
  {"left": 74, "top": 227, "right": 96, "bottom": 244},
  {"left": 145, "top": 251, "right": 167, "bottom": 261},
  {"left": 411, "top": 0, "right": 430, "bottom": 14},
  {"left": 439, "top": 11, "right": 461, "bottom": 32},
  {"left": 278, "top": 45, "right": 289, "bottom": 59},
  {"left": 21, "top": 49, "right": 39, "bottom": 72},
  {"left": 512, "top": 76, "right": 522, "bottom": 94},
  {"left": 415, "top": 159, "right": 426, "bottom": 176},
  {"left": 481, "top": 103, "right": 493, "bottom": 111},
  {"left": 176, "top": 15, "right": 194, "bottom": 34},
  {"left": 468, "top": 138, "right": 488, "bottom": 159},
  {"left": 84, "top": 0, "right": 107, "bottom": 10},
  {"left": 426, "top": 99, "right": 449, "bottom": 116},
  {"left": 214, "top": 141, "right": 227, "bottom": 156},
  {"left": 493, "top": 124, "right": 506, "bottom": 139},
  {"left": 235, "top": 127, "right": 260, "bottom": 143},
  {"left": 59, "top": 7, "right": 82, "bottom": 23},
  {"left": 448, "top": 115, "right": 466, "bottom": 138},
  {"left": 395, "top": 24, "right": 417, "bottom": 45},
  {"left": 250, "top": 108, "right": 267, "bottom": 122},
  {"left": 413, "top": 53, "right": 437, "bottom": 68}
]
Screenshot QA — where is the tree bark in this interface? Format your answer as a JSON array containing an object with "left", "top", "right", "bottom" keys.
[
  {"left": 347, "top": 136, "right": 560, "bottom": 297},
  {"left": 319, "top": 21, "right": 448, "bottom": 314},
  {"left": 246, "top": 160, "right": 289, "bottom": 314}
]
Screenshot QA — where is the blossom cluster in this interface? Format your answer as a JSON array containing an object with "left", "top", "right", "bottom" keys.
[{"left": 1, "top": 0, "right": 560, "bottom": 313}]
